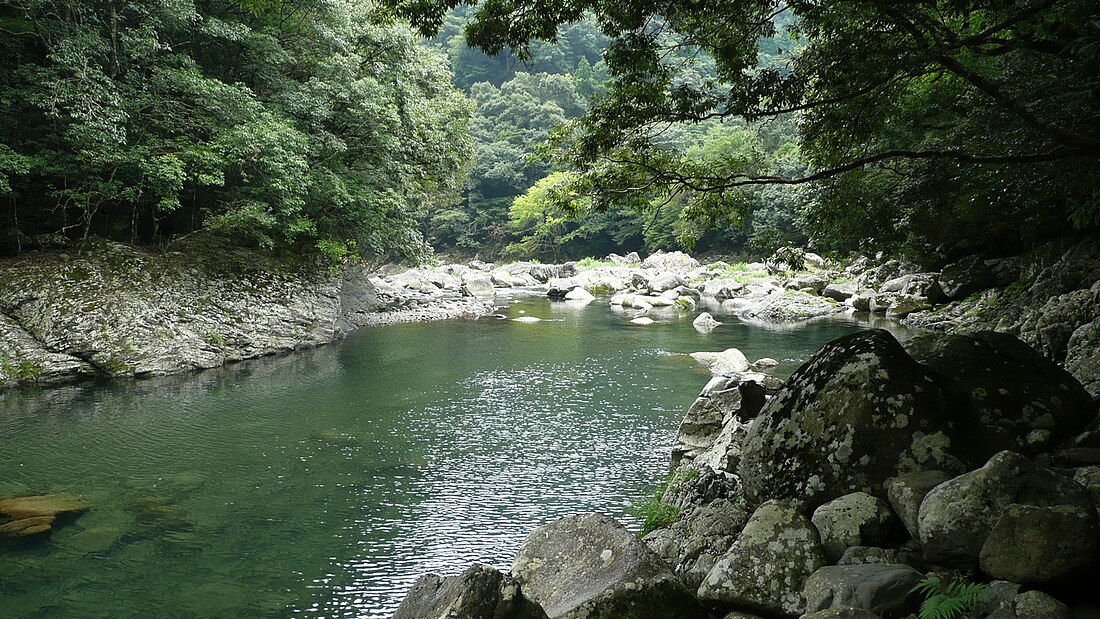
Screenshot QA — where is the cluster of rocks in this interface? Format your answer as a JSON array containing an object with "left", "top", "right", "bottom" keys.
[{"left": 393, "top": 328, "right": 1100, "bottom": 618}]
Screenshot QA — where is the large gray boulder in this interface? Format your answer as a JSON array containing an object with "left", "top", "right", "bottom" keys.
[
  {"left": 511, "top": 513, "right": 705, "bottom": 619},
  {"left": 878, "top": 273, "right": 946, "bottom": 304},
  {"left": 978, "top": 503, "right": 1099, "bottom": 584},
  {"left": 986, "top": 589, "right": 1074, "bottom": 619},
  {"left": 673, "top": 377, "right": 767, "bottom": 470},
  {"left": 1067, "top": 318, "right": 1100, "bottom": 397},
  {"left": 642, "top": 251, "right": 701, "bottom": 273},
  {"left": 884, "top": 471, "right": 951, "bottom": 540},
  {"left": 738, "top": 292, "right": 842, "bottom": 322},
  {"left": 392, "top": 564, "right": 548, "bottom": 619},
  {"left": 644, "top": 498, "right": 750, "bottom": 590},
  {"left": 823, "top": 282, "right": 857, "bottom": 302},
  {"left": 917, "top": 450, "right": 1096, "bottom": 567},
  {"left": 738, "top": 329, "right": 967, "bottom": 509},
  {"left": 938, "top": 255, "right": 994, "bottom": 300},
  {"left": 698, "top": 501, "right": 826, "bottom": 616},
  {"left": 802, "top": 564, "right": 923, "bottom": 618},
  {"left": 905, "top": 331, "right": 1095, "bottom": 455},
  {"left": 811, "top": 492, "right": 896, "bottom": 564}
]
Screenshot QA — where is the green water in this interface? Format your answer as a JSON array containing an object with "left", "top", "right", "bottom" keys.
[{"left": 0, "top": 294, "right": 907, "bottom": 618}]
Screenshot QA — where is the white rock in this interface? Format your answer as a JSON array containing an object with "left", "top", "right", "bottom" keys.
[
  {"left": 564, "top": 287, "right": 595, "bottom": 301},
  {"left": 630, "top": 317, "right": 656, "bottom": 325},
  {"left": 693, "top": 312, "right": 722, "bottom": 332},
  {"left": 512, "top": 316, "right": 541, "bottom": 323}
]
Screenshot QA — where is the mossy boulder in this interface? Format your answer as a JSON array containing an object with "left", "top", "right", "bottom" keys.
[
  {"left": 738, "top": 329, "right": 967, "bottom": 510},
  {"left": 392, "top": 564, "right": 547, "bottom": 619}
]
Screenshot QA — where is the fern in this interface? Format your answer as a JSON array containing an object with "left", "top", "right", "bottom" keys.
[{"left": 911, "top": 574, "right": 991, "bottom": 619}]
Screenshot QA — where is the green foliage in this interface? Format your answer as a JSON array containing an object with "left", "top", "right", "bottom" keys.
[
  {"left": 630, "top": 479, "right": 682, "bottom": 537},
  {"left": 0, "top": 0, "right": 471, "bottom": 260},
  {"left": 387, "top": 0, "right": 1100, "bottom": 257},
  {"left": 576, "top": 257, "right": 616, "bottom": 269},
  {"left": 910, "top": 574, "right": 991, "bottom": 619}
]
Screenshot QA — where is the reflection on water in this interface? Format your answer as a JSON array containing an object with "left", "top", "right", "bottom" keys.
[{"left": 0, "top": 295, "right": 908, "bottom": 617}]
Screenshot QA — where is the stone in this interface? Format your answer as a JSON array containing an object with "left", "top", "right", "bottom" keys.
[
  {"left": 1074, "top": 465, "right": 1100, "bottom": 510},
  {"left": 651, "top": 273, "right": 686, "bottom": 292},
  {"left": 917, "top": 450, "right": 1095, "bottom": 567},
  {"left": 823, "top": 282, "right": 857, "bottom": 302},
  {"left": 0, "top": 516, "right": 54, "bottom": 540},
  {"left": 878, "top": 273, "right": 946, "bottom": 303},
  {"left": 978, "top": 503, "right": 1100, "bottom": 584},
  {"left": 785, "top": 274, "right": 829, "bottom": 295},
  {"left": 1067, "top": 318, "right": 1100, "bottom": 397},
  {"left": 641, "top": 251, "right": 701, "bottom": 273},
  {"left": 462, "top": 274, "right": 495, "bottom": 297},
  {"left": 737, "top": 292, "right": 842, "bottom": 322},
  {"left": 703, "top": 279, "right": 745, "bottom": 300},
  {"left": 805, "top": 252, "right": 828, "bottom": 269},
  {"left": 0, "top": 493, "right": 89, "bottom": 520},
  {"left": 837, "top": 546, "right": 920, "bottom": 568},
  {"left": 884, "top": 471, "right": 951, "bottom": 540},
  {"left": 644, "top": 498, "right": 749, "bottom": 590},
  {"left": 811, "top": 492, "right": 896, "bottom": 563},
  {"left": 752, "top": 357, "right": 778, "bottom": 368},
  {"left": 392, "top": 564, "right": 548, "bottom": 619},
  {"left": 673, "top": 380, "right": 767, "bottom": 468},
  {"left": 661, "top": 463, "right": 744, "bottom": 510},
  {"left": 802, "top": 564, "right": 923, "bottom": 618},
  {"left": 698, "top": 501, "right": 826, "bottom": 616},
  {"left": 884, "top": 294, "right": 933, "bottom": 318},
  {"left": 511, "top": 513, "right": 705, "bottom": 619},
  {"left": 938, "top": 255, "right": 994, "bottom": 300},
  {"left": 692, "top": 312, "right": 721, "bottom": 332},
  {"left": 987, "top": 590, "right": 1074, "bottom": 619},
  {"left": 689, "top": 348, "right": 750, "bottom": 376},
  {"left": 905, "top": 331, "right": 1095, "bottom": 455},
  {"left": 563, "top": 287, "right": 595, "bottom": 301},
  {"left": 630, "top": 317, "right": 655, "bottom": 325},
  {"left": 738, "top": 329, "right": 966, "bottom": 510}
]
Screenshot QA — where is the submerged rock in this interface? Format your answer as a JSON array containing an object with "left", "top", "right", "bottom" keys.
[
  {"left": 0, "top": 493, "right": 89, "bottom": 541},
  {"left": 511, "top": 513, "right": 705, "bottom": 619}
]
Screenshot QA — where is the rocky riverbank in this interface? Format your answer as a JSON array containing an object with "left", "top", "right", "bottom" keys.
[
  {"left": 388, "top": 240, "right": 1100, "bottom": 619},
  {"left": 0, "top": 239, "right": 500, "bottom": 388}
]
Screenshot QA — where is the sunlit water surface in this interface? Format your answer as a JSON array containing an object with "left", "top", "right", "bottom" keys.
[{"left": 0, "top": 293, "right": 911, "bottom": 618}]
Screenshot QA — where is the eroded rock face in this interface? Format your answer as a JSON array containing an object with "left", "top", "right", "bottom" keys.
[
  {"left": 1067, "top": 318, "right": 1100, "bottom": 397},
  {"left": 801, "top": 564, "right": 923, "bottom": 618},
  {"left": 811, "top": 492, "right": 896, "bottom": 564},
  {"left": 698, "top": 501, "right": 826, "bottom": 616},
  {"left": 674, "top": 378, "right": 767, "bottom": 471},
  {"left": 511, "top": 513, "right": 705, "bottom": 619},
  {"left": 917, "top": 450, "right": 1095, "bottom": 567},
  {"left": 905, "top": 331, "right": 1094, "bottom": 455},
  {"left": 738, "top": 329, "right": 966, "bottom": 510},
  {"left": 391, "top": 564, "right": 548, "bottom": 619},
  {"left": 978, "top": 503, "right": 1100, "bottom": 584}
]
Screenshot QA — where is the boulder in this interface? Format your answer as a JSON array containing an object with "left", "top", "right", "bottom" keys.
[
  {"left": 738, "top": 329, "right": 966, "bottom": 510},
  {"left": 702, "top": 279, "right": 745, "bottom": 300},
  {"left": 644, "top": 499, "right": 750, "bottom": 590},
  {"left": 811, "top": 492, "right": 896, "bottom": 563},
  {"left": 978, "top": 503, "right": 1099, "bottom": 584},
  {"left": 837, "top": 546, "right": 920, "bottom": 568},
  {"left": 641, "top": 251, "right": 701, "bottom": 273},
  {"left": 689, "top": 348, "right": 750, "bottom": 376},
  {"left": 511, "top": 513, "right": 705, "bottom": 619},
  {"left": 738, "top": 292, "right": 842, "bottom": 322},
  {"left": 884, "top": 294, "right": 933, "bottom": 318},
  {"left": 938, "top": 255, "right": 994, "bottom": 300},
  {"left": 884, "top": 471, "right": 951, "bottom": 539},
  {"left": 1074, "top": 465, "right": 1100, "bottom": 510},
  {"left": 462, "top": 274, "right": 495, "bottom": 297},
  {"left": 651, "top": 273, "right": 686, "bottom": 292},
  {"left": 823, "top": 282, "right": 857, "bottom": 302},
  {"left": 1067, "top": 318, "right": 1100, "bottom": 397},
  {"left": 986, "top": 589, "right": 1074, "bottom": 619},
  {"left": 805, "top": 252, "right": 828, "bottom": 269},
  {"left": 905, "top": 331, "right": 1095, "bottom": 456},
  {"left": 698, "top": 501, "right": 826, "bottom": 616},
  {"left": 673, "top": 379, "right": 766, "bottom": 468},
  {"left": 692, "top": 312, "right": 721, "bottom": 332},
  {"left": 392, "top": 564, "right": 548, "bottom": 619},
  {"left": 802, "top": 564, "right": 923, "bottom": 618},
  {"left": 917, "top": 450, "right": 1095, "bottom": 567},
  {"left": 564, "top": 288, "right": 595, "bottom": 302},
  {"left": 878, "top": 273, "right": 946, "bottom": 303},
  {"left": 801, "top": 610, "right": 880, "bottom": 619},
  {"left": 785, "top": 274, "right": 829, "bottom": 295},
  {"left": 661, "top": 463, "right": 744, "bottom": 510}
]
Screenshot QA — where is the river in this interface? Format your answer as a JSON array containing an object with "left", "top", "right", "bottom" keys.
[{"left": 0, "top": 293, "right": 908, "bottom": 617}]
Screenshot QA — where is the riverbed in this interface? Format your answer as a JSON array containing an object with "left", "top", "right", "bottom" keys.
[{"left": 0, "top": 293, "right": 908, "bottom": 618}]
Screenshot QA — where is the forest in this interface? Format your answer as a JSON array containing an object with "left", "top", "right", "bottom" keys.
[{"left": 1, "top": 0, "right": 1098, "bottom": 264}]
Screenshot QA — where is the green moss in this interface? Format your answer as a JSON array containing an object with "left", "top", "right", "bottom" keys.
[{"left": 577, "top": 257, "right": 616, "bottom": 269}]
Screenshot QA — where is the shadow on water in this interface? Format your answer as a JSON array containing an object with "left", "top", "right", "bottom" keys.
[{"left": 0, "top": 294, "right": 913, "bottom": 618}]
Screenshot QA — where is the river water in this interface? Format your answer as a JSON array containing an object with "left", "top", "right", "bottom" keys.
[{"left": 0, "top": 293, "right": 906, "bottom": 618}]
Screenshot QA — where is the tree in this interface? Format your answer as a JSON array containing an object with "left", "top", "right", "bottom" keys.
[
  {"left": 385, "top": 0, "right": 1100, "bottom": 255},
  {"left": 0, "top": 0, "right": 471, "bottom": 261}
]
